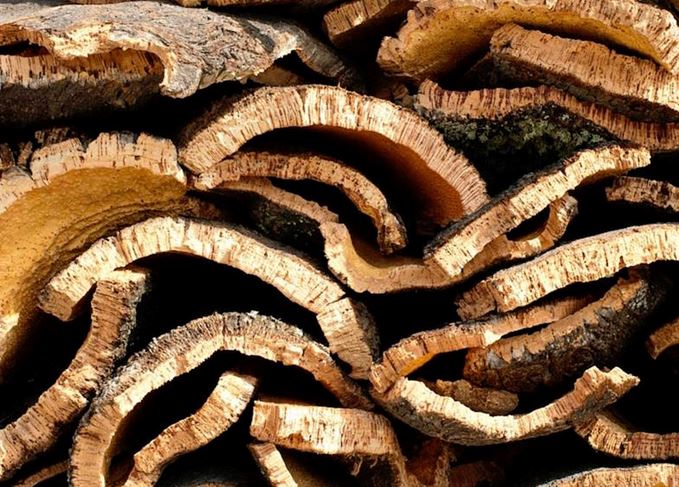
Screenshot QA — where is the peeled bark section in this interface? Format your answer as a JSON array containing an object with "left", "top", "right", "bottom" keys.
[
  {"left": 38, "top": 216, "right": 377, "bottom": 378},
  {"left": 0, "top": 2, "right": 358, "bottom": 99},
  {"left": 250, "top": 401, "right": 415, "bottom": 486},
  {"left": 249, "top": 443, "right": 299, "bottom": 487},
  {"left": 428, "top": 379, "right": 518, "bottom": 415},
  {"left": 370, "top": 294, "right": 592, "bottom": 393},
  {"left": 575, "top": 412, "right": 679, "bottom": 460},
  {"left": 485, "top": 24, "right": 679, "bottom": 122},
  {"left": 377, "top": 0, "right": 679, "bottom": 80},
  {"left": 540, "top": 464, "right": 679, "bottom": 487},
  {"left": 607, "top": 176, "right": 679, "bottom": 212},
  {"left": 459, "top": 223, "right": 679, "bottom": 319},
  {"left": 426, "top": 145, "right": 650, "bottom": 278},
  {"left": 0, "top": 268, "right": 149, "bottom": 480},
  {"left": 123, "top": 372, "right": 258, "bottom": 487},
  {"left": 13, "top": 460, "right": 67, "bottom": 487},
  {"left": 463, "top": 270, "right": 668, "bottom": 392},
  {"left": 647, "top": 317, "right": 679, "bottom": 359},
  {"left": 373, "top": 367, "right": 639, "bottom": 445},
  {"left": 194, "top": 151, "right": 407, "bottom": 253},
  {"left": 322, "top": 0, "right": 414, "bottom": 46},
  {"left": 0, "top": 132, "right": 186, "bottom": 380},
  {"left": 70, "top": 312, "right": 370, "bottom": 487},
  {"left": 417, "top": 81, "right": 679, "bottom": 153},
  {"left": 179, "top": 84, "right": 488, "bottom": 225}
]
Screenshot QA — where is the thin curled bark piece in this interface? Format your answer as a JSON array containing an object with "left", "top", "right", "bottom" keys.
[
  {"left": 575, "top": 412, "right": 679, "bottom": 461},
  {"left": 12, "top": 460, "right": 67, "bottom": 487},
  {"left": 647, "top": 316, "right": 679, "bottom": 359},
  {"left": 194, "top": 151, "right": 407, "bottom": 254},
  {"left": 538, "top": 463, "right": 679, "bottom": 487},
  {"left": 607, "top": 176, "right": 679, "bottom": 212},
  {"left": 370, "top": 294, "right": 593, "bottom": 393},
  {"left": 428, "top": 379, "right": 518, "bottom": 415},
  {"left": 0, "top": 132, "right": 187, "bottom": 379},
  {"left": 372, "top": 367, "right": 639, "bottom": 445},
  {"left": 417, "top": 81, "right": 679, "bottom": 153},
  {"left": 377, "top": 0, "right": 679, "bottom": 80},
  {"left": 463, "top": 270, "right": 668, "bottom": 392},
  {"left": 250, "top": 401, "right": 415, "bottom": 486},
  {"left": 123, "top": 372, "right": 258, "bottom": 487},
  {"left": 458, "top": 223, "right": 679, "bottom": 319},
  {"left": 179, "top": 84, "right": 488, "bottom": 226},
  {"left": 0, "top": 268, "right": 149, "bottom": 480},
  {"left": 70, "top": 312, "right": 370, "bottom": 487},
  {"left": 322, "top": 0, "right": 414, "bottom": 46},
  {"left": 0, "top": 2, "right": 358, "bottom": 98},
  {"left": 426, "top": 145, "right": 650, "bottom": 278},
  {"left": 486, "top": 24, "right": 679, "bottom": 122},
  {"left": 249, "top": 443, "right": 299, "bottom": 487},
  {"left": 38, "top": 216, "right": 377, "bottom": 378}
]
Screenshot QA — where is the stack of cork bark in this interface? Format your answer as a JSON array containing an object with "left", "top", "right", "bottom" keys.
[{"left": 2, "top": 0, "right": 679, "bottom": 485}]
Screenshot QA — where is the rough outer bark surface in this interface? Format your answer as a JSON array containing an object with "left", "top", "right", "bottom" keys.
[
  {"left": 377, "top": 0, "right": 679, "bottom": 80},
  {"left": 416, "top": 81, "right": 679, "bottom": 153},
  {"left": 38, "top": 216, "right": 378, "bottom": 378},
  {"left": 179, "top": 84, "right": 489, "bottom": 226},
  {"left": 539, "top": 463, "right": 679, "bottom": 486},
  {"left": 372, "top": 367, "right": 639, "bottom": 445},
  {"left": 486, "top": 24, "right": 679, "bottom": 122},
  {"left": 426, "top": 145, "right": 647, "bottom": 277},
  {"left": 463, "top": 270, "right": 669, "bottom": 392},
  {"left": 607, "top": 175, "right": 679, "bottom": 212},
  {"left": 458, "top": 223, "right": 679, "bottom": 319},
  {"left": 70, "top": 312, "right": 370, "bottom": 487},
  {"left": 428, "top": 379, "right": 518, "bottom": 415},
  {"left": 0, "top": 2, "right": 358, "bottom": 98}
]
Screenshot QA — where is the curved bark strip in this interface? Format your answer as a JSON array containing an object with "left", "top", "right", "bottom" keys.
[
  {"left": 417, "top": 81, "right": 679, "bottom": 153},
  {"left": 0, "top": 268, "right": 149, "bottom": 480},
  {"left": 463, "top": 270, "right": 668, "bottom": 393},
  {"left": 370, "top": 294, "right": 593, "bottom": 393},
  {"left": 428, "top": 379, "right": 518, "bottom": 415},
  {"left": 179, "top": 84, "right": 488, "bottom": 225},
  {"left": 487, "top": 24, "right": 679, "bottom": 122},
  {"left": 426, "top": 145, "right": 649, "bottom": 278},
  {"left": 12, "top": 460, "right": 68, "bottom": 487},
  {"left": 70, "top": 312, "right": 370, "bottom": 487},
  {"left": 0, "top": 132, "right": 186, "bottom": 379},
  {"left": 575, "top": 412, "right": 679, "bottom": 461},
  {"left": 250, "top": 401, "right": 415, "bottom": 486},
  {"left": 249, "top": 443, "right": 299, "bottom": 487},
  {"left": 373, "top": 367, "right": 639, "bottom": 445},
  {"left": 0, "top": 49, "right": 162, "bottom": 127},
  {"left": 458, "top": 223, "right": 679, "bottom": 319},
  {"left": 322, "top": 0, "right": 414, "bottom": 46},
  {"left": 539, "top": 463, "right": 679, "bottom": 487},
  {"left": 647, "top": 317, "right": 679, "bottom": 359},
  {"left": 0, "top": 2, "right": 358, "bottom": 98},
  {"left": 194, "top": 151, "right": 408, "bottom": 254},
  {"left": 123, "top": 372, "right": 258, "bottom": 487},
  {"left": 607, "top": 176, "right": 679, "bottom": 212},
  {"left": 377, "top": 0, "right": 679, "bottom": 80},
  {"left": 38, "top": 216, "right": 377, "bottom": 378}
]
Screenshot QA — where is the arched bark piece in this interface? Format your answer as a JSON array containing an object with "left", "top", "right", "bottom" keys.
[
  {"left": 377, "top": 0, "right": 679, "bottom": 80},
  {"left": 322, "top": 0, "right": 414, "bottom": 46},
  {"left": 0, "top": 268, "right": 149, "bottom": 480},
  {"left": 428, "top": 379, "right": 518, "bottom": 415},
  {"left": 463, "top": 270, "right": 668, "bottom": 393},
  {"left": 485, "top": 24, "right": 679, "bottom": 122},
  {"left": 426, "top": 145, "right": 649, "bottom": 278},
  {"left": 0, "top": 132, "right": 187, "bottom": 379},
  {"left": 249, "top": 443, "right": 299, "bottom": 487},
  {"left": 647, "top": 316, "right": 679, "bottom": 359},
  {"left": 250, "top": 401, "right": 415, "bottom": 486},
  {"left": 179, "top": 85, "right": 489, "bottom": 225},
  {"left": 38, "top": 216, "right": 377, "bottom": 378},
  {"left": 417, "top": 81, "right": 679, "bottom": 153},
  {"left": 458, "top": 223, "right": 679, "bottom": 319},
  {"left": 575, "top": 412, "right": 679, "bottom": 460},
  {"left": 372, "top": 367, "right": 639, "bottom": 445},
  {"left": 123, "top": 372, "right": 258, "bottom": 487},
  {"left": 70, "top": 312, "right": 370, "bottom": 487},
  {"left": 194, "top": 151, "right": 408, "bottom": 254},
  {"left": 607, "top": 176, "right": 679, "bottom": 212},
  {"left": 370, "top": 294, "right": 593, "bottom": 393},
  {"left": 12, "top": 460, "right": 67, "bottom": 487},
  {"left": 539, "top": 463, "right": 679, "bottom": 487},
  {"left": 0, "top": 2, "right": 358, "bottom": 98}
]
